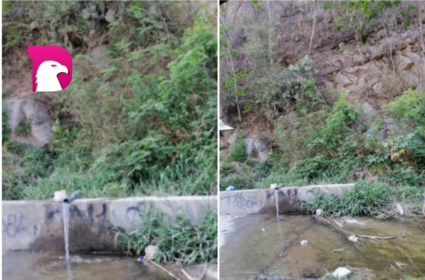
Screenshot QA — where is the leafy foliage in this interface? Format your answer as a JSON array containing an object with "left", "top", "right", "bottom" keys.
[
  {"left": 385, "top": 89, "right": 425, "bottom": 171},
  {"left": 2, "top": 104, "right": 10, "bottom": 144},
  {"left": 303, "top": 181, "right": 392, "bottom": 217},
  {"left": 220, "top": 162, "right": 236, "bottom": 177},
  {"left": 228, "top": 134, "right": 247, "bottom": 162},
  {"left": 324, "top": 0, "right": 401, "bottom": 41},
  {"left": 113, "top": 206, "right": 217, "bottom": 265}
]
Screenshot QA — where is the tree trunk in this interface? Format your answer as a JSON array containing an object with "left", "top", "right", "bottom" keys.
[
  {"left": 220, "top": 15, "right": 242, "bottom": 122},
  {"left": 267, "top": 0, "right": 273, "bottom": 65}
]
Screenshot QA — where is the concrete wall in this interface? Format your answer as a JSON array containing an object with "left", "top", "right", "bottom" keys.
[
  {"left": 220, "top": 184, "right": 355, "bottom": 216},
  {"left": 2, "top": 196, "right": 216, "bottom": 253}
]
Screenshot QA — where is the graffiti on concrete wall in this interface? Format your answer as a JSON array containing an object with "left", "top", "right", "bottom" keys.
[
  {"left": 123, "top": 201, "right": 144, "bottom": 224},
  {"left": 266, "top": 188, "right": 305, "bottom": 205},
  {"left": 221, "top": 193, "right": 259, "bottom": 208},
  {"left": 2, "top": 212, "right": 25, "bottom": 238},
  {"left": 2, "top": 201, "right": 146, "bottom": 239}
]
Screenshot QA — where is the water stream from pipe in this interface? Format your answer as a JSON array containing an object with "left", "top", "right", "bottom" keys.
[
  {"left": 62, "top": 202, "right": 70, "bottom": 261},
  {"left": 274, "top": 189, "right": 279, "bottom": 218}
]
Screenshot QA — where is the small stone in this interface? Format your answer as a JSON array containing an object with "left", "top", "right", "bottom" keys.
[
  {"left": 332, "top": 267, "right": 351, "bottom": 277},
  {"left": 335, "top": 73, "right": 353, "bottom": 87},
  {"left": 361, "top": 102, "right": 376, "bottom": 115},
  {"left": 373, "top": 82, "right": 383, "bottom": 95},
  {"left": 30, "top": 21, "right": 39, "bottom": 30},
  {"left": 300, "top": 240, "right": 308, "bottom": 246},
  {"left": 348, "top": 235, "right": 358, "bottom": 242},
  {"left": 53, "top": 190, "right": 67, "bottom": 202},
  {"left": 145, "top": 245, "right": 158, "bottom": 260},
  {"left": 105, "top": 9, "right": 116, "bottom": 22},
  {"left": 316, "top": 209, "right": 322, "bottom": 216}
]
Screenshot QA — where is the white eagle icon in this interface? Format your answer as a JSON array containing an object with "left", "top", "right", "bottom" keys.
[{"left": 36, "top": 60, "right": 69, "bottom": 92}]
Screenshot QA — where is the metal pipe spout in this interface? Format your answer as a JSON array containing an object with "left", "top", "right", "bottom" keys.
[
  {"left": 276, "top": 183, "right": 285, "bottom": 190},
  {"left": 64, "top": 190, "right": 82, "bottom": 204}
]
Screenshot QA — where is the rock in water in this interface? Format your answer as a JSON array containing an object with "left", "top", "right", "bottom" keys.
[
  {"left": 332, "top": 267, "right": 351, "bottom": 277},
  {"left": 348, "top": 235, "right": 358, "bottom": 242}
]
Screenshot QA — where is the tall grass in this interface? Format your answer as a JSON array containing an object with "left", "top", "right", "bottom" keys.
[{"left": 113, "top": 205, "right": 217, "bottom": 265}]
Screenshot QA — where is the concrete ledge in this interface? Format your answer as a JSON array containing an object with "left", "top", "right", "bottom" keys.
[
  {"left": 220, "top": 184, "right": 355, "bottom": 216},
  {"left": 2, "top": 196, "right": 217, "bottom": 253}
]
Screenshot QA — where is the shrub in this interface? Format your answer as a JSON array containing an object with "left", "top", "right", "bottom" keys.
[
  {"left": 385, "top": 89, "right": 425, "bottom": 171},
  {"left": 228, "top": 135, "right": 247, "bottom": 162}
]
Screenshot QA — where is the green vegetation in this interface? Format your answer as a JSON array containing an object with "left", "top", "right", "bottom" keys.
[
  {"left": 2, "top": 1, "right": 217, "bottom": 200},
  {"left": 113, "top": 206, "right": 217, "bottom": 265},
  {"left": 323, "top": 271, "right": 354, "bottom": 280},
  {"left": 220, "top": 1, "right": 424, "bottom": 213},
  {"left": 2, "top": 104, "right": 10, "bottom": 144},
  {"left": 16, "top": 118, "right": 31, "bottom": 136},
  {"left": 220, "top": 162, "right": 236, "bottom": 177},
  {"left": 228, "top": 134, "right": 247, "bottom": 162},
  {"left": 324, "top": 0, "right": 402, "bottom": 40},
  {"left": 304, "top": 181, "right": 392, "bottom": 216}
]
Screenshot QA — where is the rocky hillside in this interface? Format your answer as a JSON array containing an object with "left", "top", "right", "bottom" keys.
[{"left": 220, "top": 1, "right": 424, "bottom": 210}]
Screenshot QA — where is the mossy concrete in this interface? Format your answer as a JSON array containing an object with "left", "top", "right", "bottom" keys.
[
  {"left": 220, "top": 184, "right": 355, "bottom": 216},
  {"left": 2, "top": 196, "right": 216, "bottom": 253}
]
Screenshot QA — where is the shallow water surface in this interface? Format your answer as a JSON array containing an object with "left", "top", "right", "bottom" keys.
[
  {"left": 3, "top": 252, "right": 216, "bottom": 280},
  {"left": 220, "top": 215, "right": 425, "bottom": 279}
]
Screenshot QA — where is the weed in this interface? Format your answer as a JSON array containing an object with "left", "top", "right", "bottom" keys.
[
  {"left": 303, "top": 181, "right": 391, "bottom": 217},
  {"left": 250, "top": 148, "right": 258, "bottom": 158},
  {"left": 323, "top": 270, "right": 354, "bottom": 280},
  {"left": 16, "top": 118, "right": 32, "bottom": 136},
  {"left": 220, "top": 162, "right": 236, "bottom": 177},
  {"left": 113, "top": 205, "right": 217, "bottom": 265},
  {"left": 228, "top": 134, "right": 247, "bottom": 163}
]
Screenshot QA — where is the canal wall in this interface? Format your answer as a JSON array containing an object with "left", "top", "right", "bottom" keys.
[
  {"left": 220, "top": 184, "right": 355, "bottom": 216},
  {"left": 2, "top": 196, "right": 216, "bottom": 253}
]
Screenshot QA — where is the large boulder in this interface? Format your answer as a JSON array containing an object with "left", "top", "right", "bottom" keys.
[
  {"left": 244, "top": 138, "right": 269, "bottom": 163},
  {"left": 4, "top": 98, "right": 52, "bottom": 147},
  {"left": 395, "top": 54, "right": 414, "bottom": 71},
  {"left": 335, "top": 72, "right": 353, "bottom": 87},
  {"left": 401, "top": 72, "right": 420, "bottom": 89},
  {"left": 373, "top": 82, "right": 383, "bottom": 95}
]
